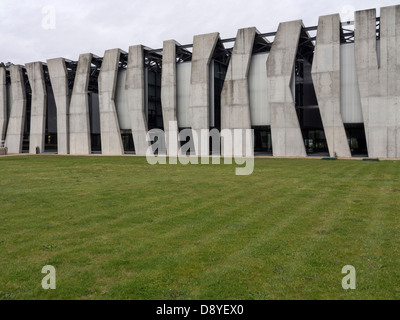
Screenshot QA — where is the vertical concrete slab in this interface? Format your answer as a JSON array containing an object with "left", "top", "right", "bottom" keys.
[
  {"left": 98, "top": 49, "right": 124, "bottom": 155},
  {"left": 47, "top": 58, "right": 70, "bottom": 154},
  {"left": 126, "top": 45, "right": 150, "bottom": 156},
  {"left": 161, "top": 40, "right": 180, "bottom": 156},
  {"left": 5, "top": 65, "right": 26, "bottom": 154},
  {"left": 0, "top": 67, "right": 6, "bottom": 143},
  {"left": 189, "top": 32, "right": 220, "bottom": 156},
  {"left": 221, "top": 27, "right": 261, "bottom": 156},
  {"left": 355, "top": 5, "right": 400, "bottom": 158},
  {"left": 26, "top": 62, "right": 47, "bottom": 154},
  {"left": 311, "top": 14, "right": 352, "bottom": 158},
  {"left": 267, "top": 20, "right": 307, "bottom": 157},
  {"left": 69, "top": 53, "right": 92, "bottom": 155}
]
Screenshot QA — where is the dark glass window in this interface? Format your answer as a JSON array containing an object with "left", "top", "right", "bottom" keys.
[
  {"left": 45, "top": 84, "right": 58, "bottom": 152},
  {"left": 253, "top": 126, "right": 273, "bottom": 155},
  {"left": 213, "top": 61, "right": 227, "bottom": 131},
  {"left": 89, "top": 92, "right": 101, "bottom": 153},
  {"left": 345, "top": 124, "right": 368, "bottom": 157},
  {"left": 295, "top": 58, "right": 329, "bottom": 156},
  {"left": 22, "top": 75, "right": 31, "bottom": 153},
  {"left": 147, "top": 69, "right": 163, "bottom": 131}
]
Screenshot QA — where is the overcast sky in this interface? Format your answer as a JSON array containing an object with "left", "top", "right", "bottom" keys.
[{"left": 0, "top": 0, "right": 397, "bottom": 64}]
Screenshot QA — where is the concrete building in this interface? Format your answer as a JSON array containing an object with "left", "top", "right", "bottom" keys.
[{"left": 1, "top": 5, "right": 399, "bottom": 159}]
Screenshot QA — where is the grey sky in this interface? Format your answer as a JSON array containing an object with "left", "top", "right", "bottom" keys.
[{"left": 0, "top": 0, "right": 397, "bottom": 64}]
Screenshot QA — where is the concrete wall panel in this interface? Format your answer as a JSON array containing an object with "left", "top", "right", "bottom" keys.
[
  {"left": 98, "top": 49, "right": 124, "bottom": 155},
  {"left": 340, "top": 44, "right": 364, "bottom": 124},
  {"left": 114, "top": 69, "right": 131, "bottom": 130},
  {"left": 47, "top": 58, "right": 70, "bottom": 154},
  {"left": 267, "top": 20, "right": 307, "bottom": 157},
  {"left": 26, "top": 62, "right": 47, "bottom": 154},
  {"left": 69, "top": 53, "right": 92, "bottom": 155},
  {"left": 355, "top": 5, "right": 400, "bottom": 158},
  {"left": 126, "top": 45, "right": 150, "bottom": 155},
  {"left": 176, "top": 62, "right": 191, "bottom": 128},
  {"left": 249, "top": 53, "right": 270, "bottom": 126},
  {"left": 312, "top": 14, "right": 352, "bottom": 158},
  {"left": 189, "top": 32, "right": 219, "bottom": 156},
  {"left": 5, "top": 65, "right": 26, "bottom": 154}
]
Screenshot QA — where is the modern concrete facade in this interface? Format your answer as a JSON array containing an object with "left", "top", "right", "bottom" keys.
[
  {"left": 267, "top": 20, "right": 307, "bottom": 157},
  {"left": 355, "top": 5, "right": 400, "bottom": 158},
  {"left": 47, "top": 58, "right": 70, "bottom": 155},
  {"left": 2, "top": 5, "right": 399, "bottom": 160},
  {"left": 98, "top": 49, "right": 125, "bottom": 155},
  {"left": 126, "top": 45, "right": 150, "bottom": 156},
  {"left": 311, "top": 14, "right": 352, "bottom": 158}
]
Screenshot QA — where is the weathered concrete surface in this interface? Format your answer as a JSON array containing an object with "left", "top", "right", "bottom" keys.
[
  {"left": 69, "top": 53, "right": 92, "bottom": 155},
  {"left": 189, "top": 32, "right": 220, "bottom": 156},
  {"left": 221, "top": 27, "right": 264, "bottom": 156},
  {"left": 5, "top": 65, "right": 26, "bottom": 154},
  {"left": 267, "top": 20, "right": 307, "bottom": 157},
  {"left": 0, "top": 67, "right": 6, "bottom": 143},
  {"left": 47, "top": 58, "right": 70, "bottom": 154},
  {"left": 161, "top": 40, "right": 181, "bottom": 156},
  {"left": 26, "top": 62, "right": 47, "bottom": 154},
  {"left": 311, "top": 14, "right": 352, "bottom": 158},
  {"left": 126, "top": 45, "right": 150, "bottom": 155},
  {"left": 355, "top": 5, "right": 400, "bottom": 158},
  {"left": 98, "top": 49, "right": 124, "bottom": 155}
]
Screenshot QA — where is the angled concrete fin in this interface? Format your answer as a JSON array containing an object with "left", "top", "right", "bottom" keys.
[
  {"left": 189, "top": 32, "right": 220, "bottom": 156},
  {"left": 312, "top": 14, "right": 352, "bottom": 158},
  {"left": 69, "top": 53, "right": 92, "bottom": 155},
  {"left": 267, "top": 20, "right": 307, "bottom": 157},
  {"left": 47, "top": 58, "right": 70, "bottom": 155},
  {"left": 355, "top": 5, "right": 400, "bottom": 158},
  {"left": 161, "top": 40, "right": 181, "bottom": 156},
  {"left": 5, "top": 65, "right": 27, "bottom": 154},
  {"left": 126, "top": 45, "right": 151, "bottom": 156},
  {"left": 98, "top": 49, "right": 124, "bottom": 155},
  {"left": 221, "top": 27, "right": 261, "bottom": 156},
  {"left": 26, "top": 62, "right": 47, "bottom": 154}
]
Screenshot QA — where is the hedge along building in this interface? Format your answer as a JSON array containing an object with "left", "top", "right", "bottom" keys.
[{"left": 0, "top": 5, "right": 399, "bottom": 159}]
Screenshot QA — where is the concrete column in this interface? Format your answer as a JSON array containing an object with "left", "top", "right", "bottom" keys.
[
  {"left": 126, "top": 45, "right": 150, "bottom": 156},
  {"left": 189, "top": 32, "right": 220, "bottom": 156},
  {"left": 311, "top": 14, "right": 352, "bottom": 158},
  {"left": 26, "top": 62, "right": 47, "bottom": 154},
  {"left": 161, "top": 40, "right": 180, "bottom": 156},
  {"left": 221, "top": 27, "right": 260, "bottom": 156},
  {"left": 5, "top": 65, "right": 26, "bottom": 154},
  {"left": 98, "top": 49, "right": 124, "bottom": 155},
  {"left": 355, "top": 5, "right": 400, "bottom": 158},
  {"left": 0, "top": 67, "right": 6, "bottom": 143},
  {"left": 267, "top": 20, "right": 307, "bottom": 157},
  {"left": 69, "top": 53, "right": 92, "bottom": 155},
  {"left": 47, "top": 58, "right": 70, "bottom": 155}
]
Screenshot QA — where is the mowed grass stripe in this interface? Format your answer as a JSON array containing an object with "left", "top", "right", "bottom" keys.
[
  {"left": 190, "top": 164, "right": 357, "bottom": 299},
  {"left": 0, "top": 156, "right": 399, "bottom": 300}
]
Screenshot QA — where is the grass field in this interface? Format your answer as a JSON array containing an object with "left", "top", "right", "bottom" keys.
[{"left": 0, "top": 155, "right": 399, "bottom": 300}]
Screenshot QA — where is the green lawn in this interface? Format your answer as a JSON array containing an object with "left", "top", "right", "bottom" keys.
[{"left": 0, "top": 155, "right": 399, "bottom": 300}]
